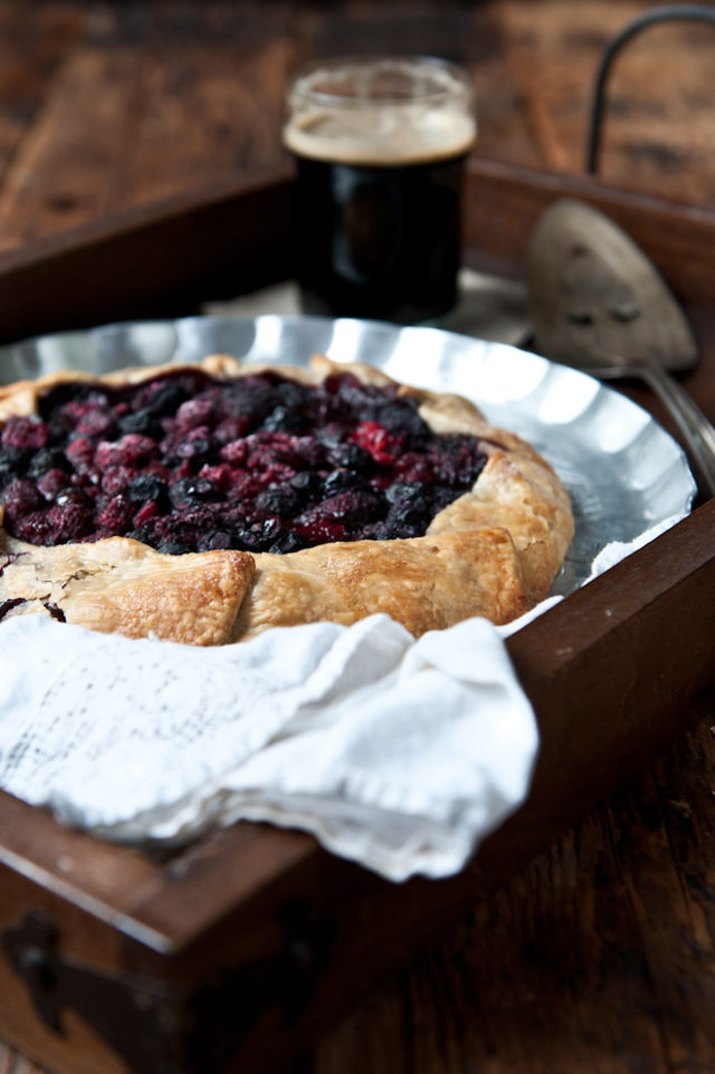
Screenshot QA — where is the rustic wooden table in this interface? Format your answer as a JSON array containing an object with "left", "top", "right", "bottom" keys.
[{"left": 0, "top": 2, "right": 714, "bottom": 1072}]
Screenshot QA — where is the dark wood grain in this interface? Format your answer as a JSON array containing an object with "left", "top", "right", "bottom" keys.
[{"left": 0, "top": 3, "right": 714, "bottom": 1074}]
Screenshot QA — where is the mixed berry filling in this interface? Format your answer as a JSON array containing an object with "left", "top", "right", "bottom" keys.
[{"left": 0, "top": 368, "right": 488, "bottom": 555}]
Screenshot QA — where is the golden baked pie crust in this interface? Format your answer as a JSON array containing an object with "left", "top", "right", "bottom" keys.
[{"left": 0, "top": 355, "right": 574, "bottom": 643}]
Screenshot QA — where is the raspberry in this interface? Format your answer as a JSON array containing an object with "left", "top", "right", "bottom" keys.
[
  {"left": 1, "top": 477, "right": 43, "bottom": 518},
  {"left": 13, "top": 502, "right": 92, "bottom": 544},
  {"left": 100, "top": 465, "right": 137, "bottom": 495},
  {"left": 45, "top": 502, "right": 94, "bottom": 542},
  {"left": 295, "top": 517, "right": 347, "bottom": 546},
  {"left": 1, "top": 417, "right": 48, "bottom": 452},
  {"left": 133, "top": 500, "right": 160, "bottom": 528},
  {"left": 66, "top": 437, "right": 97, "bottom": 475},
  {"left": 352, "top": 421, "right": 403, "bottom": 464},
  {"left": 94, "top": 435, "right": 157, "bottom": 470},
  {"left": 198, "top": 463, "right": 236, "bottom": 492},
  {"left": 37, "top": 468, "right": 71, "bottom": 502},
  {"left": 96, "top": 495, "right": 136, "bottom": 533},
  {"left": 394, "top": 452, "right": 436, "bottom": 483},
  {"left": 75, "top": 407, "right": 116, "bottom": 437},
  {"left": 219, "top": 440, "right": 249, "bottom": 465},
  {"left": 175, "top": 398, "right": 214, "bottom": 429}
]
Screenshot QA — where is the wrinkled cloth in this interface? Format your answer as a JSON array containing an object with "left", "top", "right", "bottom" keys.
[
  {"left": 0, "top": 515, "right": 683, "bottom": 882},
  {"left": 0, "top": 613, "right": 538, "bottom": 881}
]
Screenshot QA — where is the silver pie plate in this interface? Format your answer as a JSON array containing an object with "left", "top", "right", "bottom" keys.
[{"left": 0, "top": 314, "right": 696, "bottom": 596}]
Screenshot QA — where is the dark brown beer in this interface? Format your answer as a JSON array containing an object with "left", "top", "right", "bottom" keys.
[
  {"left": 283, "top": 57, "right": 476, "bottom": 324},
  {"left": 292, "top": 152, "right": 467, "bottom": 323}
]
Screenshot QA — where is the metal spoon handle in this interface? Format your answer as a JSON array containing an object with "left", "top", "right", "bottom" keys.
[{"left": 638, "top": 364, "right": 715, "bottom": 500}]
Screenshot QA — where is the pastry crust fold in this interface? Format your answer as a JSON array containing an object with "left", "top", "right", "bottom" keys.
[
  {"left": 234, "top": 528, "right": 531, "bottom": 640},
  {"left": 0, "top": 529, "right": 255, "bottom": 646}
]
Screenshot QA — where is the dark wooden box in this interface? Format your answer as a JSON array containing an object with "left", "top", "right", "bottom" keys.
[{"left": 0, "top": 162, "right": 714, "bottom": 1074}]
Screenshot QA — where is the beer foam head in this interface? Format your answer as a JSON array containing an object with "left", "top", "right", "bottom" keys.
[{"left": 284, "top": 56, "right": 477, "bottom": 166}]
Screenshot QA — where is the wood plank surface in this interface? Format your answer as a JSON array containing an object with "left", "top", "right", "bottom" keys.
[{"left": 0, "top": 2, "right": 714, "bottom": 1073}]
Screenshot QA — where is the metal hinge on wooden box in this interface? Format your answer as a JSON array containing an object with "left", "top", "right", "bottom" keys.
[{"left": 2, "top": 903, "right": 337, "bottom": 1074}]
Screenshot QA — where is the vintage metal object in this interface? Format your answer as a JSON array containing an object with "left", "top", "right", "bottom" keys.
[{"left": 527, "top": 198, "right": 715, "bottom": 498}]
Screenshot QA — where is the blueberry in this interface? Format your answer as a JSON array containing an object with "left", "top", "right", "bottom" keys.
[
  {"left": 157, "top": 539, "right": 192, "bottom": 555},
  {"left": 322, "top": 468, "right": 366, "bottom": 496},
  {"left": 197, "top": 530, "right": 233, "bottom": 552},
  {"left": 276, "top": 379, "right": 310, "bottom": 408},
  {"left": 262, "top": 404, "right": 310, "bottom": 433},
  {"left": 221, "top": 377, "right": 276, "bottom": 426},
  {"left": 289, "top": 470, "right": 322, "bottom": 496},
  {"left": 145, "top": 380, "right": 191, "bottom": 417},
  {"left": 26, "top": 448, "right": 70, "bottom": 480},
  {"left": 269, "top": 531, "right": 306, "bottom": 554},
  {"left": 385, "top": 498, "right": 431, "bottom": 535},
  {"left": 176, "top": 436, "right": 212, "bottom": 460},
  {"left": 168, "top": 477, "right": 217, "bottom": 509},
  {"left": 385, "top": 481, "right": 423, "bottom": 505},
  {"left": 254, "top": 487, "right": 302, "bottom": 518},
  {"left": 38, "top": 383, "right": 95, "bottom": 420},
  {"left": 316, "top": 422, "right": 344, "bottom": 450},
  {"left": 334, "top": 374, "right": 391, "bottom": 416},
  {"left": 119, "top": 410, "right": 162, "bottom": 438},
  {"left": 432, "top": 437, "right": 487, "bottom": 485},
  {"left": 0, "top": 445, "right": 30, "bottom": 475},
  {"left": 128, "top": 473, "right": 167, "bottom": 504},
  {"left": 427, "top": 484, "right": 462, "bottom": 512},
  {"left": 378, "top": 401, "right": 429, "bottom": 447},
  {"left": 233, "top": 517, "right": 284, "bottom": 552},
  {"left": 327, "top": 442, "right": 374, "bottom": 472}
]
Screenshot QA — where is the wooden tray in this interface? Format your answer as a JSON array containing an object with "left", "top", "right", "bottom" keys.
[{"left": 1, "top": 162, "right": 714, "bottom": 1074}]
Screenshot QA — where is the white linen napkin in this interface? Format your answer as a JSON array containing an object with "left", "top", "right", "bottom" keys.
[
  {"left": 0, "top": 613, "right": 536, "bottom": 882},
  {"left": 0, "top": 513, "right": 684, "bottom": 882}
]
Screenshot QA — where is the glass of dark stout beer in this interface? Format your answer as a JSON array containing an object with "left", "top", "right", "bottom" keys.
[{"left": 283, "top": 56, "right": 477, "bottom": 324}]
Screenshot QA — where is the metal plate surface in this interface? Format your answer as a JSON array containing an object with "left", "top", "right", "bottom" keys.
[{"left": 0, "top": 314, "right": 696, "bottom": 595}]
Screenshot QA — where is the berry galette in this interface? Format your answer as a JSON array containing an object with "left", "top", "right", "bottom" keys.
[{"left": 0, "top": 353, "right": 573, "bottom": 644}]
